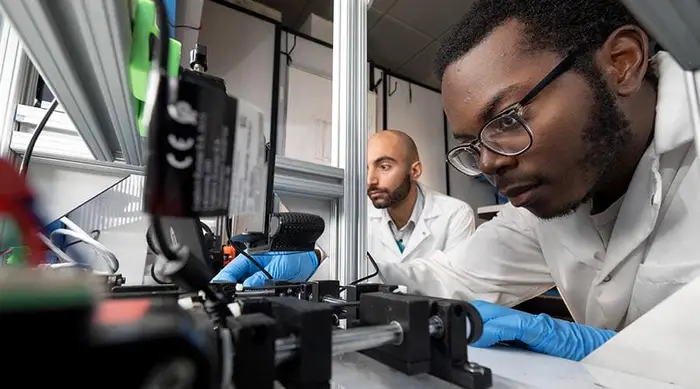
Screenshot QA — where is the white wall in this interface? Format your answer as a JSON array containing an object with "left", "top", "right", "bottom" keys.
[
  {"left": 284, "top": 32, "right": 333, "bottom": 79},
  {"left": 199, "top": 1, "right": 274, "bottom": 140},
  {"left": 279, "top": 33, "right": 377, "bottom": 166},
  {"left": 278, "top": 33, "right": 331, "bottom": 163},
  {"left": 386, "top": 78, "right": 447, "bottom": 194}
]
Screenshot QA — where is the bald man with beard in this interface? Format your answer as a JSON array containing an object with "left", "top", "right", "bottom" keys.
[{"left": 366, "top": 130, "right": 476, "bottom": 272}]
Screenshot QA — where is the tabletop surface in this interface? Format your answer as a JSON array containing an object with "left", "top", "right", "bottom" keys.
[{"left": 327, "top": 347, "right": 693, "bottom": 389}]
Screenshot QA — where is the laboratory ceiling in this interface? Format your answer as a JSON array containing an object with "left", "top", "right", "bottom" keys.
[{"left": 253, "top": 0, "right": 476, "bottom": 90}]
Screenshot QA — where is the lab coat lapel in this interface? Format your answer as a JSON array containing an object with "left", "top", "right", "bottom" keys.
[
  {"left": 368, "top": 206, "right": 402, "bottom": 258},
  {"left": 585, "top": 148, "right": 659, "bottom": 328},
  {"left": 400, "top": 189, "right": 439, "bottom": 260}
]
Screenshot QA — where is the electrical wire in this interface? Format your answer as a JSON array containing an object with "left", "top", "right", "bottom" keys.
[
  {"left": 52, "top": 217, "right": 120, "bottom": 273},
  {"left": 226, "top": 217, "right": 233, "bottom": 241},
  {"left": 36, "top": 233, "right": 109, "bottom": 275},
  {"left": 58, "top": 217, "right": 119, "bottom": 272},
  {"left": 200, "top": 221, "right": 214, "bottom": 235},
  {"left": 350, "top": 252, "right": 380, "bottom": 285},
  {"left": 225, "top": 216, "right": 271, "bottom": 280},
  {"left": 150, "top": 263, "right": 170, "bottom": 285},
  {"left": 36, "top": 232, "right": 78, "bottom": 265},
  {"left": 232, "top": 244, "right": 273, "bottom": 279},
  {"left": 50, "top": 229, "right": 119, "bottom": 273},
  {"left": 168, "top": 19, "right": 201, "bottom": 30},
  {"left": 282, "top": 34, "right": 298, "bottom": 65},
  {"left": 143, "top": 225, "right": 171, "bottom": 284},
  {"left": 63, "top": 229, "right": 100, "bottom": 249},
  {"left": 20, "top": 99, "right": 59, "bottom": 175}
]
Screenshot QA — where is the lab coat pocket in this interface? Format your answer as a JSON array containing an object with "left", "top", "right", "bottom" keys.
[{"left": 627, "top": 262, "right": 700, "bottom": 324}]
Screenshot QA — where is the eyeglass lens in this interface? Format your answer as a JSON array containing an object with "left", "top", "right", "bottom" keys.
[
  {"left": 481, "top": 112, "right": 531, "bottom": 155},
  {"left": 450, "top": 113, "right": 531, "bottom": 176}
]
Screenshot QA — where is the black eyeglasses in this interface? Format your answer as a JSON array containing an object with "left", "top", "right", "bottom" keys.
[{"left": 446, "top": 51, "right": 580, "bottom": 177}]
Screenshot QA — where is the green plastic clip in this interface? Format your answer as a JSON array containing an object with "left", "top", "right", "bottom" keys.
[{"left": 129, "top": 0, "right": 182, "bottom": 137}]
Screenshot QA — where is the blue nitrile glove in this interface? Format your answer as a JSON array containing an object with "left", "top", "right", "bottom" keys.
[
  {"left": 212, "top": 251, "right": 318, "bottom": 287},
  {"left": 470, "top": 300, "right": 617, "bottom": 361}
]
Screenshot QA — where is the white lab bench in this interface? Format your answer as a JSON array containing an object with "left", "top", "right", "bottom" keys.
[{"left": 329, "top": 347, "right": 691, "bottom": 389}]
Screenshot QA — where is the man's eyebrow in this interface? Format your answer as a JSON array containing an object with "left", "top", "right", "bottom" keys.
[
  {"left": 478, "top": 84, "right": 523, "bottom": 124},
  {"left": 373, "top": 156, "right": 397, "bottom": 164}
]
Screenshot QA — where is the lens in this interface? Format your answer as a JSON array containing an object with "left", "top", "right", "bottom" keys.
[
  {"left": 481, "top": 113, "right": 531, "bottom": 155},
  {"left": 447, "top": 147, "right": 481, "bottom": 176}
]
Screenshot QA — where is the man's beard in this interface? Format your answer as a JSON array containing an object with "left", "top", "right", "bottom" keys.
[
  {"left": 368, "top": 174, "right": 412, "bottom": 209},
  {"left": 545, "top": 71, "right": 632, "bottom": 219}
]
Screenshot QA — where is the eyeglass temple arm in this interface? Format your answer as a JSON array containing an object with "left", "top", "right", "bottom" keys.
[{"left": 520, "top": 52, "right": 580, "bottom": 106}]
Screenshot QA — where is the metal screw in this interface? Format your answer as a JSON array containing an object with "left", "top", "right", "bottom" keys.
[
  {"left": 428, "top": 316, "right": 444, "bottom": 338},
  {"left": 465, "top": 362, "right": 485, "bottom": 375}
]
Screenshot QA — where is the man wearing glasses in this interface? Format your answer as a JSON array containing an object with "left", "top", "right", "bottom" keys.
[{"left": 377, "top": 0, "right": 700, "bottom": 361}]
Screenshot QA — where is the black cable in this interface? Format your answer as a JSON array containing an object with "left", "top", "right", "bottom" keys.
[
  {"left": 226, "top": 217, "right": 233, "bottom": 241},
  {"left": 199, "top": 221, "right": 213, "bottom": 235},
  {"left": 143, "top": 224, "right": 165, "bottom": 287},
  {"left": 64, "top": 229, "right": 100, "bottom": 249},
  {"left": 168, "top": 18, "right": 201, "bottom": 30},
  {"left": 225, "top": 219, "right": 272, "bottom": 280},
  {"left": 230, "top": 241, "right": 273, "bottom": 280},
  {"left": 20, "top": 99, "right": 59, "bottom": 175},
  {"left": 151, "top": 218, "right": 180, "bottom": 263},
  {"left": 150, "top": 263, "right": 170, "bottom": 285},
  {"left": 349, "top": 252, "right": 380, "bottom": 286},
  {"left": 283, "top": 34, "right": 298, "bottom": 66},
  {"left": 172, "top": 24, "right": 201, "bottom": 30}
]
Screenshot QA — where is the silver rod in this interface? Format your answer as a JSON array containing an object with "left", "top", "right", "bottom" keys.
[
  {"left": 275, "top": 336, "right": 299, "bottom": 363},
  {"left": 332, "top": 322, "right": 403, "bottom": 356},
  {"left": 275, "top": 321, "right": 403, "bottom": 363},
  {"left": 322, "top": 296, "right": 360, "bottom": 306},
  {"left": 236, "top": 290, "right": 277, "bottom": 297},
  {"left": 322, "top": 296, "right": 346, "bottom": 304},
  {"left": 333, "top": 0, "right": 370, "bottom": 286}
]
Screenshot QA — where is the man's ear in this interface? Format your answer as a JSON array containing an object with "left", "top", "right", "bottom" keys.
[
  {"left": 411, "top": 161, "right": 423, "bottom": 181},
  {"left": 598, "top": 25, "right": 650, "bottom": 97}
]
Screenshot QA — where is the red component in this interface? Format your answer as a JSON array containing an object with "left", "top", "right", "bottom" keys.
[
  {"left": 222, "top": 245, "right": 236, "bottom": 266},
  {"left": 94, "top": 299, "right": 152, "bottom": 326},
  {"left": 0, "top": 159, "right": 48, "bottom": 266}
]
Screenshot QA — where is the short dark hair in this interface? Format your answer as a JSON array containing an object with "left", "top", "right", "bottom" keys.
[{"left": 434, "top": 0, "right": 642, "bottom": 82}]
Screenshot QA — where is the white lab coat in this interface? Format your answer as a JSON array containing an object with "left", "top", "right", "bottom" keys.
[
  {"left": 368, "top": 184, "right": 476, "bottom": 268},
  {"left": 377, "top": 52, "right": 700, "bottom": 331}
]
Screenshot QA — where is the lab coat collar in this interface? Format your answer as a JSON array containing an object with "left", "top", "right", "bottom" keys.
[
  {"left": 652, "top": 51, "right": 695, "bottom": 154},
  {"left": 369, "top": 184, "right": 442, "bottom": 260}
]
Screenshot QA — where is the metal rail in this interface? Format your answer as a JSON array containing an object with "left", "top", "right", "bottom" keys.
[{"left": 274, "top": 316, "right": 446, "bottom": 363}]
